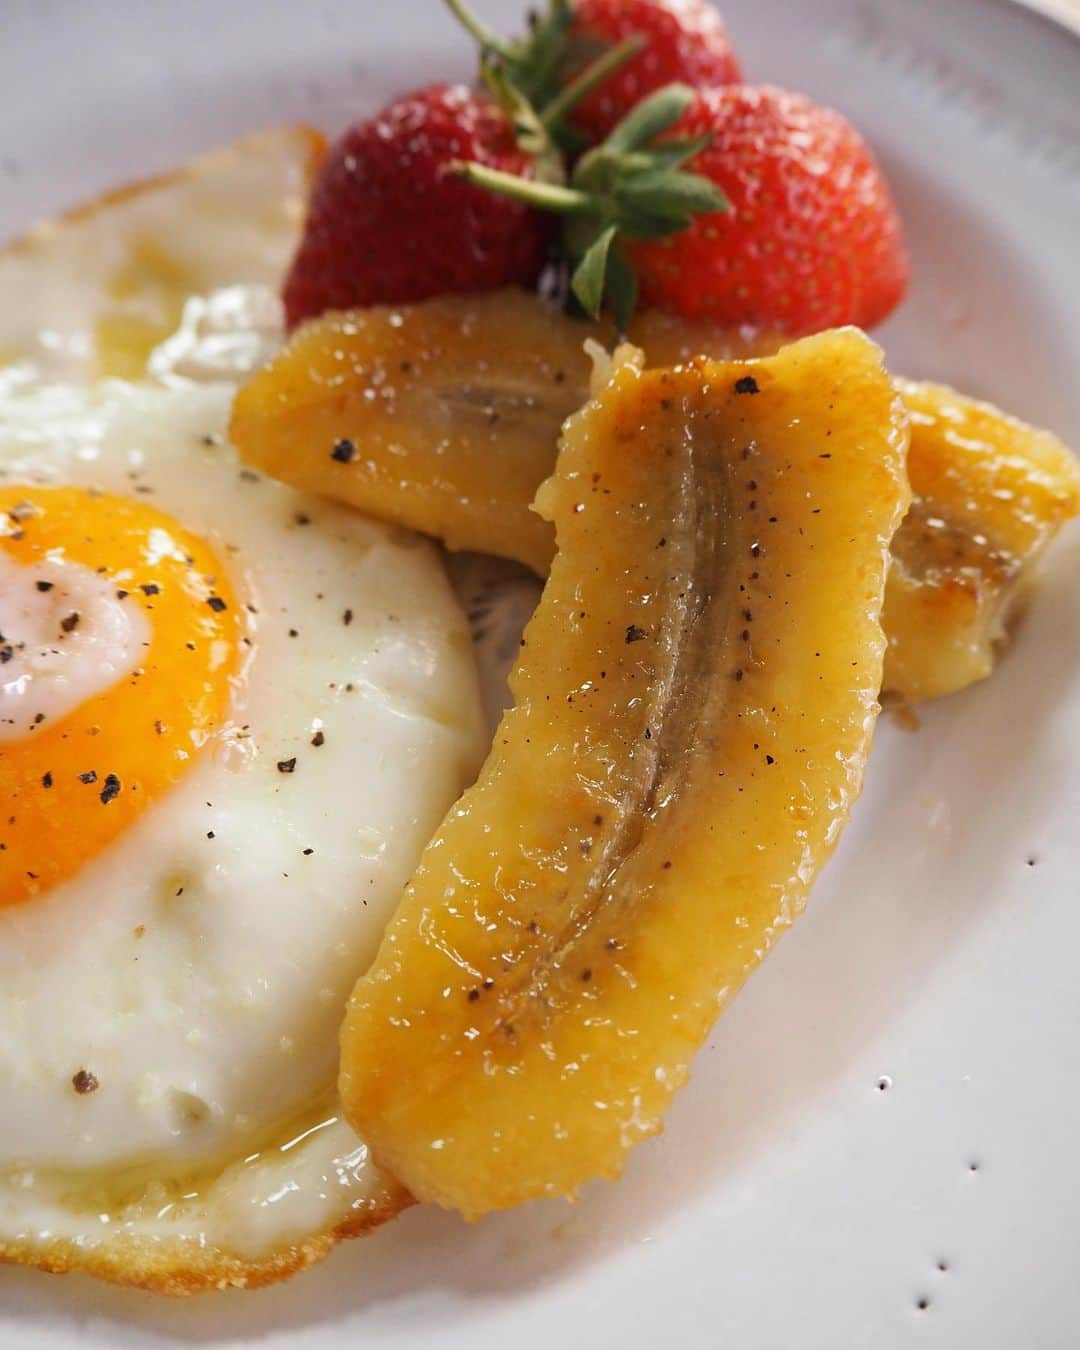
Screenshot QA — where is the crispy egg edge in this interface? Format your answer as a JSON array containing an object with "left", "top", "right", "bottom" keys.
[
  {"left": 1, "top": 125, "right": 326, "bottom": 256},
  {"left": 0, "top": 1181, "right": 413, "bottom": 1295}
]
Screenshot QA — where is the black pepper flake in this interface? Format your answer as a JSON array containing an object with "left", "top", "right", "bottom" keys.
[
  {"left": 330, "top": 438, "right": 356, "bottom": 463},
  {"left": 765, "top": 754, "right": 775, "bottom": 765},
  {"left": 343, "top": 608, "right": 353, "bottom": 626},
  {"left": 206, "top": 595, "right": 227, "bottom": 613},
  {"left": 116, "top": 589, "right": 129, "bottom": 600},
  {"left": 140, "top": 583, "right": 160, "bottom": 596},
  {"left": 0, "top": 646, "right": 12, "bottom": 664},
  {"left": 35, "top": 580, "right": 53, "bottom": 593},
  {"left": 60, "top": 611, "right": 80, "bottom": 634},
  {"left": 625, "top": 624, "right": 646, "bottom": 644},
  {"left": 581, "top": 968, "right": 592, "bottom": 982},
  {"left": 734, "top": 375, "right": 760, "bottom": 395},
  {"left": 467, "top": 987, "right": 480, "bottom": 1002},
  {"left": 78, "top": 770, "right": 97, "bottom": 784},
  {"left": 311, "top": 730, "right": 325, "bottom": 747},
  {"left": 294, "top": 513, "right": 311, "bottom": 526},
  {"left": 99, "top": 773, "right": 121, "bottom": 805},
  {"left": 303, "top": 848, "right": 314, "bottom": 856},
  {"left": 277, "top": 757, "right": 297, "bottom": 774},
  {"left": 41, "top": 771, "right": 53, "bottom": 788},
  {"left": 72, "top": 1069, "right": 99, "bottom": 1095}
]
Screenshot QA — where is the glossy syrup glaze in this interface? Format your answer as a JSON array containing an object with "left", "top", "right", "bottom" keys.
[{"left": 341, "top": 331, "right": 910, "bottom": 1216}]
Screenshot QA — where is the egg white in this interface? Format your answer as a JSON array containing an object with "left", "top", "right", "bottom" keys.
[
  {"left": 0, "top": 127, "right": 321, "bottom": 383},
  {"left": 0, "top": 125, "right": 522, "bottom": 1292},
  {"left": 0, "top": 319, "right": 484, "bottom": 1277}
]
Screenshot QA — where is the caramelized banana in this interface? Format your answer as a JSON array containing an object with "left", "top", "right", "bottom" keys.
[
  {"left": 884, "top": 379, "right": 1080, "bottom": 699},
  {"left": 339, "top": 332, "right": 909, "bottom": 1215},
  {"left": 228, "top": 291, "right": 764, "bottom": 573},
  {"left": 231, "top": 291, "right": 1079, "bottom": 701}
]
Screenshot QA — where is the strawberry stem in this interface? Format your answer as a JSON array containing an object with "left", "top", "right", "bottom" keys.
[
  {"left": 449, "top": 162, "right": 593, "bottom": 214},
  {"left": 539, "top": 35, "right": 646, "bottom": 131},
  {"left": 454, "top": 82, "right": 728, "bottom": 328},
  {"left": 443, "top": 0, "right": 513, "bottom": 58}
]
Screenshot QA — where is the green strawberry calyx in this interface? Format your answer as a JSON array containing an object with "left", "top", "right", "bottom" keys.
[
  {"left": 449, "top": 83, "right": 729, "bottom": 330},
  {"left": 445, "top": 0, "right": 651, "bottom": 154}
]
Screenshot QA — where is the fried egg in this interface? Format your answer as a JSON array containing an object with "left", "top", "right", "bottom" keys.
[
  {"left": 0, "top": 125, "right": 324, "bottom": 384},
  {"left": 0, "top": 131, "right": 485, "bottom": 1292}
]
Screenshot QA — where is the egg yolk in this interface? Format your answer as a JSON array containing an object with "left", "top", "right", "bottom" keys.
[{"left": 0, "top": 486, "right": 240, "bottom": 905}]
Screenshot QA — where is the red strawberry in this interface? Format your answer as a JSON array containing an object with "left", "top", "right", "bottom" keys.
[
  {"left": 628, "top": 85, "right": 909, "bottom": 334},
  {"left": 282, "top": 84, "right": 551, "bottom": 329},
  {"left": 567, "top": 0, "right": 742, "bottom": 139},
  {"left": 457, "top": 82, "right": 908, "bottom": 336}
]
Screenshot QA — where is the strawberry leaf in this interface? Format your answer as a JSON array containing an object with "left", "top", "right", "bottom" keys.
[
  {"left": 606, "top": 246, "right": 639, "bottom": 334},
  {"left": 603, "top": 84, "right": 695, "bottom": 153},
  {"left": 572, "top": 225, "right": 617, "bottom": 317},
  {"left": 640, "top": 136, "right": 716, "bottom": 172},
  {"left": 615, "top": 169, "right": 729, "bottom": 223},
  {"left": 451, "top": 80, "right": 731, "bottom": 329}
]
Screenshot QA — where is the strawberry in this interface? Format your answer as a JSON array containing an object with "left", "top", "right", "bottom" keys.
[
  {"left": 628, "top": 85, "right": 908, "bottom": 333},
  {"left": 446, "top": 0, "right": 742, "bottom": 144},
  {"left": 457, "top": 83, "right": 908, "bottom": 336},
  {"left": 566, "top": 0, "right": 742, "bottom": 139},
  {"left": 282, "top": 84, "right": 552, "bottom": 329}
]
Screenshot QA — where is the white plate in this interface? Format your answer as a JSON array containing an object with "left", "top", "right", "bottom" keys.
[{"left": 2, "top": 1, "right": 1079, "bottom": 1346}]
